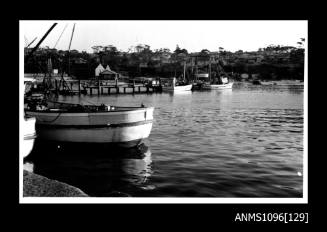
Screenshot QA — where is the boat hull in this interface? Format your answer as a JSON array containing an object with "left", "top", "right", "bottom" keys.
[
  {"left": 22, "top": 117, "right": 37, "bottom": 157},
  {"left": 162, "top": 84, "right": 192, "bottom": 92},
  {"left": 35, "top": 121, "right": 153, "bottom": 144},
  {"left": 202, "top": 82, "right": 233, "bottom": 90},
  {"left": 25, "top": 107, "right": 154, "bottom": 147}
]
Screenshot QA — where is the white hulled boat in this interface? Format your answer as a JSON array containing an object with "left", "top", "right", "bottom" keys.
[
  {"left": 22, "top": 116, "right": 37, "bottom": 157},
  {"left": 25, "top": 102, "right": 154, "bottom": 147},
  {"left": 162, "top": 84, "right": 193, "bottom": 92},
  {"left": 24, "top": 23, "right": 155, "bottom": 148},
  {"left": 162, "top": 77, "right": 192, "bottom": 92},
  {"left": 23, "top": 78, "right": 37, "bottom": 157},
  {"left": 202, "top": 82, "right": 233, "bottom": 90},
  {"left": 202, "top": 76, "right": 233, "bottom": 90}
]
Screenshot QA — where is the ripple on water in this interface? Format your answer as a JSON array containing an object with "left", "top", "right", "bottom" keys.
[{"left": 25, "top": 87, "right": 304, "bottom": 197}]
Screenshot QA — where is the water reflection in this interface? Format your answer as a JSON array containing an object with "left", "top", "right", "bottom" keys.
[
  {"left": 212, "top": 88, "right": 233, "bottom": 97},
  {"left": 168, "top": 91, "right": 193, "bottom": 96},
  {"left": 23, "top": 84, "right": 303, "bottom": 197},
  {"left": 167, "top": 91, "right": 192, "bottom": 100},
  {"left": 286, "top": 86, "right": 304, "bottom": 94},
  {"left": 24, "top": 139, "right": 153, "bottom": 197}
]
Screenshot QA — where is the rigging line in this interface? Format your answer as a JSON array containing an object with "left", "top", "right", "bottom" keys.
[
  {"left": 80, "top": 98, "right": 98, "bottom": 106},
  {"left": 38, "top": 111, "right": 62, "bottom": 123},
  {"left": 24, "top": 36, "right": 28, "bottom": 47},
  {"left": 54, "top": 24, "right": 68, "bottom": 49},
  {"left": 27, "top": 37, "right": 37, "bottom": 48}
]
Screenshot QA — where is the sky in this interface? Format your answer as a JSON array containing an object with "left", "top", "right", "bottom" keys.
[{"left": 21, "top": 20, "right": 307, "bottom": 53}]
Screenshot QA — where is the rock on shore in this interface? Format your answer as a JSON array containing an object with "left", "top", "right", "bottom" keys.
[{"left": 23, "top": 170, "right": 88, "bottom": 197}]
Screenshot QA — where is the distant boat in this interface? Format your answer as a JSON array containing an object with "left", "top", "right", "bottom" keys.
[
  {"left": 162, "top": 77, "right": 192, "bottom": 92},
  {"left": 162, "top": 84, "right": 193, "bottom": 92},
  {"left": 202, "top": 77, "right": 233, "bottom": 90},
  {"left": 25, "top": 102, "right": 154, "bottom": 148},
  {"left": 202, "top": 82, "right": 234, "bottom": 90}
]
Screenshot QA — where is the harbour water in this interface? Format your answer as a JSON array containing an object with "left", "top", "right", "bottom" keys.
[{"left": 24, "top": 82, "right": 304, "bottom": 197}]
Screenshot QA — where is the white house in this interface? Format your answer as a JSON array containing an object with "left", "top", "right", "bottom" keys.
[{"left": 95, "top": 64, "right": 105, "bottom": 77}]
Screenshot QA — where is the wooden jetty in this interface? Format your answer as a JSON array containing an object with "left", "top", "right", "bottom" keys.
[{"left": 51, "top": 79, "right": 162, "bottom": 96}]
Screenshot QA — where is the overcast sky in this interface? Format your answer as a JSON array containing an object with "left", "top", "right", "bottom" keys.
[{"left": 21, "top": 20, "right": 307, "bottom": 53}]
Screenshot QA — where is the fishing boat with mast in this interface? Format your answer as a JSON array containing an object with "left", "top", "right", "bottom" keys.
[
  {"left": 161, "top": 77, "right": 193, "bottom": 92},
  {"left": 202, "top": 76, "right": 233, "bottom": 90},
  {"left": 192, "top": 53, "right": 233, "bottom": 90},
  {"left": 25, "top": 101, "right": 154, "bottom": 147},
  {"left": 24, "top": 23, "right": 155, "bottom": 148},
  {"left": 162, "top": 61, "right": 192, "bottom": 92},
  {"left": 202, "top": 60, "right": 233, "bottom": 89}
]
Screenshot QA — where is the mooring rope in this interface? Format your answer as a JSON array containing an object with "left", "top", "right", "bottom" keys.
[{"left": 37, "top": 111, "right": 62, "bottom": 123}]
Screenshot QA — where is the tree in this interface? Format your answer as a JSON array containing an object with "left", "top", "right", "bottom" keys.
[
  {"left": 200, "top": 49, "right": 210, "bottom": 54},
  {"left": 159, "top": 48, "right": 171, "bottom": 54},
  {"left": 174, "top": 45, "right": 181, "bottom": 54},
  {"left": 103, "top": 45, "right": 118, "bottom": 54},
  {"left": 135, "top": 44, "right": 151, "bottom": 53},
  {"left": 91, "top": 45, "right": 104, "bottom": 54},
  {"left": 297, "top": 38, "right": 305, "bottom": 49}
]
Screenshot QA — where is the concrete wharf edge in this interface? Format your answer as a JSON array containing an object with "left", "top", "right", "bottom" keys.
[{"left": 23, "top": 170, "right": 88, "bottom": 197}]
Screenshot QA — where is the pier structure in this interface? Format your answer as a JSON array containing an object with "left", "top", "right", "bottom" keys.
[
  {"left": 51, "top": 79, "right": 162, "bottom": 96},
  {"left": 83, "top": 81, "right": 161, "bottom": 95}
]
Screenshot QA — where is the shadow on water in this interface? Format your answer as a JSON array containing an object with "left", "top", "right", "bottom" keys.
[{"left": 24, "top": 139, "right": 154, "bottom": 197}]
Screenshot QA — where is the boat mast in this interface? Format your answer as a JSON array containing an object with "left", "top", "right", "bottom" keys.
[
  {"left": 196, "top": 56, "right": 198, "bottom": 82},
  {"left": 67, "top": 23, "right": 76, "bottom": 76},
  {"left": 209, "top": 55, "right": 211, "bottom": 83},
  {"left": 26, "top": 23, "right": 57, "bottom": 62},
  {"left": 191, "top": 57, "right": 194, "bottom": 82},
  {"left": 183, "top": 60, "right": 186, "bottom": 82},
  {"left": 59, "top": 23, "right": 75, "bottom": 93}
]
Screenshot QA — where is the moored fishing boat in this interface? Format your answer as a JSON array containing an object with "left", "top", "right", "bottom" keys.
[
  {"left": 202, "top": 75, "right": 233, "bottom": 90},
  {"left": 24, "top": 23, "right": 155, "bottom": 148},
  {"left": 25, "top": 102, "right": 154, "bottom": 147},
  {"left": 202, "top": 82, "right": 233, "bottom": 90},
  {"left": 162, "top": 84, "right": 193, "bottom": 92},
  {"left": 162, "top": 77, "right": 192, "bottom": 92}
]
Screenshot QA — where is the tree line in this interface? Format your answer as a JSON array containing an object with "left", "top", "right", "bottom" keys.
[{"left": 24, "top": 40, "right": 305, "bottom": 80}]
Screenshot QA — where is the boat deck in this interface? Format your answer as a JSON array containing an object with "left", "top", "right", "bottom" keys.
[{"left": 26, "top": 101, "right": 150, "bottom": 113}]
